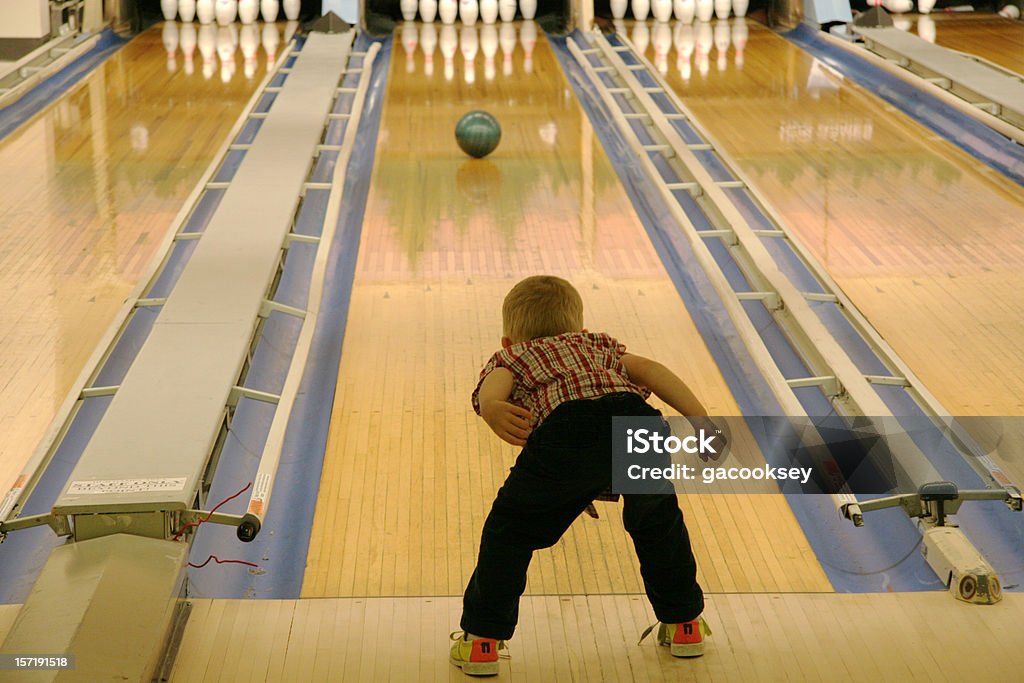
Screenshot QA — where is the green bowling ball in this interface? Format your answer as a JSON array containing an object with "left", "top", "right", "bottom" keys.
[{"left": 455, "top": 111, "right": 502, "bottom": 159}]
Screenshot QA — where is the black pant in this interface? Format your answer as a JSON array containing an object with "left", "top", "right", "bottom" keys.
[{"left": 461, "top": 392, "right": 704, "bottom": 640}]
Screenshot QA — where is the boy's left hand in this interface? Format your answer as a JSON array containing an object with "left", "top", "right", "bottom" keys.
[{"left": 480, "top": 400, "right": 533, "bottom": 446}]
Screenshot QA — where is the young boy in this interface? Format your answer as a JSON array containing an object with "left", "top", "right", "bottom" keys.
[{"left": 450, "top": 275, "right": 713, "bottom": 676}]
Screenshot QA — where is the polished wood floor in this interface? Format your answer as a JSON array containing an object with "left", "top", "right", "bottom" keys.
[
  {"left": 0, "top": 26, "right": 275, "bottom": 495},
  {"left": 301, "top": 24, "right": 829, "bottom": 599},
  {"left": 911, "top": 12, "right": 1024, "bottom": 74}
]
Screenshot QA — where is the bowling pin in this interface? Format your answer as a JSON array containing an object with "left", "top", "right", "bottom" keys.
[
  {"left": 162, "top": 21, "right": 179, "bottom": 72},
  {"left": 520, "top": 0, "right": 537, "bottom": 19},
  {"left": 713, "top": 19, "right": 729, "bottom": 72},
  {"left": 632, "top": 0, "right": 650, "bottom": 20},
  {"left": 520, "top": 19, "right": 536, "bottom": 73},
  {"left": 260, "top": 0, "right": 279, "bottom": 21},
  {"left": 283, "top": 0, "right": 300, "bottom": 20},
  {"left": 461, "top": 25, "right": 478, "bottom": 83},
  {"left": 420, "top": 0, "right": 438, "bottom": 22},
  {"left": 440, "top": 24, "right": 458, "bottom": 81},
  {"left": 402, "top": 23, "right": 418, "bottom": 73},
  {"left": 917, "top": 15, "right": 936, "bottom": 42},
  {"left": 240, "top": 23, "right": 259, "bottom": 78},
  {"left": 481, "top": 24, "right": 498, "bottom": 79},
  {"left": 460, "top": 0, "right": 479, "bottom": 24},
  {"left": 401, "top": 0, "right": 417, "bottom": 20},
  {"left": 632, "top": 20, "right": 649, "bottom": 57},
  {"left": 180, "top": 22, "right": 197, "bottom": 74},
  {"left": 674, "top": 22, "right": 693, "bottom": 80},
  {"left": 998, "top": 3, "right": 1021, "bottom": 18},
  {"left": 714, "top": 0, "right": 730, "bottom": 19},
  {"left": 480, "top": 0, "right": 498, "bottom": 23},
  {"left": 882, "top": 0, "right": 911, "bottom": 11},
  {"left": 652, "top": 0, "right": 672, "bottom": 22},
  {"left": 197, "top": 0, "right": 215, "bottom": 24},
  {"left": 499, "top": 22, "right": 516, "bottom": 76},
  {"left": 439, "top": 0, "right": 458, "bottom": 24},
  {"left": 695, "top": 0, "right": 713, "bottom": 22},
  {"left": 917, "top": 0, "right": 936, "bottom": 12},
  {"left": 674, "top": 0, "right": 695, "bottom": 22},
  {"left": 215, "top": 0, "right": 237, "bottom": 26},
  {"left": 731, "top": 17, "right": 746, "bottom": 68},
  {"left": 652, "top": 21, "right": 671, "bottom": 74},
  {"left": 162, "top": 0, "right": 178, "bottom": 21},
  {"left": 198, "top": 24, "right": 217, "bottom": 78},
  {"left": 732, "top": 0, "right": 748, "bottom": 17},
  {"left": 262, "top": 23, "right": 280, "bottom": 64},
  {"left": 420, "top": 23, "right": 437, "bottom": 76},
  {"left": 611, "top": 0, "right": 628, "bottom": 19},
  {"left": 499, "top": 0, "right": 517, "bottom": 21},
  {"left": 179, "top": 0, "right": 197, "bottom": 21},
  {"left": 239, "top": 0, "right": 258, "bottom": 23}
]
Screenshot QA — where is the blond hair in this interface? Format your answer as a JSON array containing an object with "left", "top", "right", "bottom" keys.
[{"left": 502, "top": 275, "right": 584, "bottom": 343}]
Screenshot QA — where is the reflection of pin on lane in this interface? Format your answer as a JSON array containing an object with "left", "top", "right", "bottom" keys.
[
  {"left": 440, "top": 24, "right": 458, "bottom": 81},
  {"left": 520, "top": 20, "right": 536, "bottom": 74},
  {"left": 632, "top": 20, "right": 650, "bottom": 57},
  {"left": 262, "top": 23, "right": 279, "bottom": 65},
  {"left": 675, "top": 22, "right": 694, "bottom": 80},
  {"left": 653, "top": 22, "right": 671, "bottom": 75},
  {"left": 240, "top": 23, "right": 259, "bottom": 79},
  {"left": 461, "top": 25, "right": 478, "bottom": 85},
  {"left": 499, "top": 22, "right": 516, "bottom": 77},
  {"left": 714, "top": 19, "right": 730, "bottom": 72},
  {"left": 163, "top": 21, "right": 179, "bottom": 74},
  {"left": 481, "top": 24, "right": 498, "bottom": 81},
  {"left": 180, "top": 22, "right": 197, "bottom": 75},
  {"left": 731, "top": 17, "right": 746, "bottom": 69},
  {"left": 402, "top": 23, "right": 419, "bottom": 74},
  {"left": 198, "top": 23, "right": 217, "bottom": 79},
  {"left": 420, "top": 23, "right": 438, "bottom": 77},
  {"left": 918, "top": 15, "right": 936, "bottom": 43}
]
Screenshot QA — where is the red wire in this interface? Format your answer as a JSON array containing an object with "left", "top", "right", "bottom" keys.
[
  {"left": 189, "top": 554, "right": 258, "bottom": 569},
  {"left": 173, "top": 482, "right": 252, "bottom": 541}
]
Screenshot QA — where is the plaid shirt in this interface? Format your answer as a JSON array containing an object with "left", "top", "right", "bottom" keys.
[{"left": 472, "top": 332, "right": 650, "bottom": 426}]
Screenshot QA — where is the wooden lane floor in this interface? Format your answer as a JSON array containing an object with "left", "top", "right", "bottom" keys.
[
  {"left": 169, "top": 593, "right": 1024, "bottom": 681},
  {"left": 902, "top": 13, "right": 1024, "bottom": 74},
  {"left": 643, "top": 19, "right": 1024, "bottom": 479},
  {"left": 301, "top": 23, "right": 830, "bottom": 600},
  {"left": 0, "top": 24, "right": 279, "bottom": 495}
]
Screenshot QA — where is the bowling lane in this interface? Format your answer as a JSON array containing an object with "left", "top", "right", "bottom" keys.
[
  {"left": 902, "top": 13, "right": 1024, "bottom": 74},
  {"left": 643, "top": 19, "right": 1024, "bottom": 476},
  {"left": 0, "top": 23, "right": 278, "bottom": 495},
  {"left": 301, "top": 22, "right": 832, "bottom": 599}
]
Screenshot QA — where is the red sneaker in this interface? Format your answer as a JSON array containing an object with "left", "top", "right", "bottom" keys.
[{"left": 639, "top": 616, "right": 711, "bottom": 658}]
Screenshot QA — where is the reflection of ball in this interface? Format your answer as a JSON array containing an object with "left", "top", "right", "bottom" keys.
[{"left": 455, "top": 111, "right": 502, "bottom": 159}]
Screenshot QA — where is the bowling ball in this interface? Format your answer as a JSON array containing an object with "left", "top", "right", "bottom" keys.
[{"left": 455, "top": 111, "right": 502, "bottom": 159}]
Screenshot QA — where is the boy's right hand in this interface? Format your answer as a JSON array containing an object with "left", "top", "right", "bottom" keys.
[{"left": 480, "top": 400, "right": 533, "bottom": 446}]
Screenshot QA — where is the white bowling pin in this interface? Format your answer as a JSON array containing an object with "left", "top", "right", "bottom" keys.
[
  {"left": 917, "top": 0, "right": 936, "bottom": 12},
  {"left": 731, "top": 17, "right": 746, "bottom": 68},
  {"left": 481, "top": 24, "right": 498, "bottom": 79},
  {"left": 520, "top": 19, "right": 536, "bottom": 73},
  {"left": 652, "top": 21, "right": 671, "bottom": 73},
  {"left": 439, "top": 0, "right": 458, "bottom": 24},
  {"left": 674, "top": 0, "right": 695, "bottom": 22},
  {"left": 162, "top": 0, "right": 178, "bottom": 21},
  {"left": 440, "top": 24, "right": 457, "bottom": 80},
  {"left": 695, "top": 0, "right": 713, "bottom": 22},
  {"left": 732, "top": 0, "right": 748, "bottom": 17},
  {"left": 480, "top": 0, "right": 499, "bottom": 23},
  {"left": 162, "top": 21, "right": 179, "bottom": 72},
  {"left": 179, "top": 0, "right": 197, "bottom": 21},
  {"left": 882, "top": 0, "right": 912, "bottom": 12},
  {"left": 262, "top": 23, "right": 280, "bottom": 64},
  {"left": 420, "top": 23, "right": 437, "bottom": 76},
  {"left": 632, "top": 20, "right": 649, "bottom": 56},
  {"left": 632, "top": 0, "right": 650, "bottom": 20},
  {"left": 260, "top": 0, "right": 279, "bottom": 21},
  {"left": 240, "top": 23, "right": 259, "bottom": 78},
  {"left": 198, "top": 23, "right": 217, "bottom": 78},
  {"left": 215, "top": 0, "right": 237, "bottom": 25},
  {"left": 520, "top": 0, "right": 537, "bottom": 20},
  {"left": 180, "top": 22, "right": 197, "bottom": 74},
  {"left": 239, "top": 0, "right": 258, "bottom": 23},
  {"left": 499, "top": 0, "right": 517, "bottom": 21},
  {"left": 611, "top": 0, "right": 628, "bottom": 19},
  {"left": 713, "top": 19, "right": 729, "bottom": 71},
  {"left": 917, "top": 15, "right": 936, "bottom": 42},
  {"left": 652, "top": 0, "right": 672, "bottom": 21},
  {"left": 401, "top": 0, "right": 417, "bottom": 20},
  {"left": 714, "top": 0, "right": 730, "bottom": 19},
  {"left": 420, "top": 0, "right": 438, "bottom": 22},
  {"left": 674, "top": 22, "right": 693, "bottom": 79},
  {"left": 401, "top": 23, "right": 418, "bottom": 72},
  {"left": 998, "top": 3, "right": 1021, "bottom": 19},
  {"left": 499, "top": 22, "right": 516, "bottom": 76},
  {"left": 460, "top": 0, "right": 479, "bottom": 24},
  {"left": 461, "top": 25, "right": 478, "bottom": 83},
  {"left": 196, "top": 0, "right": 215, "bottom": 24},
  {"left": 283, "top": 0, "right": 300, "bottom": 20}
]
